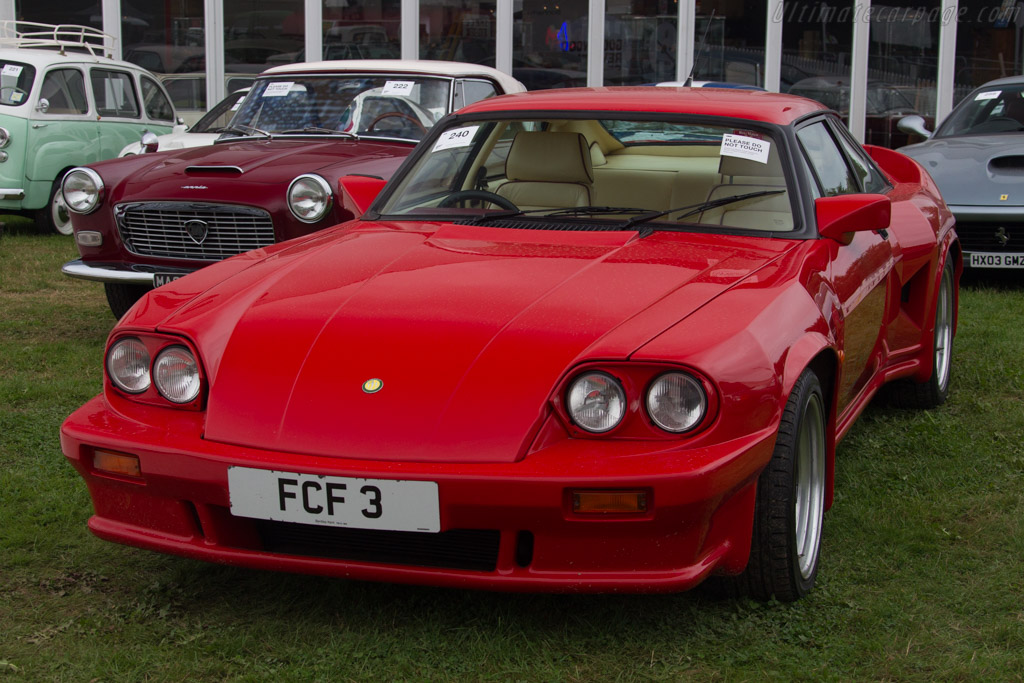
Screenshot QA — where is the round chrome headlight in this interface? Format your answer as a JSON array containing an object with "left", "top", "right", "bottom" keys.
[
  {"left": 288, "top": 174, "right": 333, "bottom": 223},
  {"left": 646, "top": 372, "right": 707, "bottom": 433},
  {"left": 567, "top": 372, "right": 626, "bottom": 433},
  {"left": 153, "top": 346, "right": 201, "bottom": 404},
  {"left": 107, "top": 337, "right": 151, "bottom": 394},
  {"left": 62, "top": 167, "right": 105, "bottom": 214},
  {"left": 0, "top": 127, "right": 10, "bottom": 148}
]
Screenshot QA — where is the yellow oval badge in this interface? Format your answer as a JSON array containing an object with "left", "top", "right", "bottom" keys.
[{"left": 362, "top": 378, "right": 383, "bottom": 394}]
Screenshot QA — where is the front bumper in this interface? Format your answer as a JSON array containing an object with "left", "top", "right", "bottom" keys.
[
  {"left": 62, "top": 259, "right": 194, "bottom": 286},
  {"left": 948, "top": 205, "right": 1024, "bottom": 268},
  {"left": 61, "top": 395, "right": 774, "bottom": 593}
]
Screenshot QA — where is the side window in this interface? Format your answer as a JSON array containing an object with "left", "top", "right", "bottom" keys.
[
  {"left": 140, "top": 76, "right": 175, "bottom": 122},
  {"left": 453, "top": 80, "right": 497, "bottom": 110},
  {"left": 830, "top": 122, "right": 891, "bottom": 194},
  {"left": 38, "top": 68, "right": 89, "bottom": 115},
  {"left": 90, "top": 69, "right": 140, "bottom": 118},
  {"left": 796, "top": 121, "right": 857, "bottom": 197}
]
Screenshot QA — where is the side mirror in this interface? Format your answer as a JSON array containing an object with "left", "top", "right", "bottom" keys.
[
  {"left": 140, "top": 131, "right": 159, "bottom": 154},
  {"left": 35, "top": 98, "right": 49, "bottom": 114},
  {"left": 816, "top": 194, "right": 891, "bottom": 243},
  {"left": 897, "top": 114, "right": 933, "bottom": 139},
  {"left": 338, "top": 174, "right": 387, "bottom": 216}
]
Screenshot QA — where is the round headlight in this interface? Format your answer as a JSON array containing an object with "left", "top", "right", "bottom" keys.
[
  {"left": 107, "top": 337, "right": 151, "bottom": 394},
  {"left": 62, "top": 167, "right": 105, "bottom": 214},
  {"left": 567, "top": 372, "right": 626, "bottom": 433},
  {"left": 0, "top": 127, "right": 10, "bottom": 148},
  {"left": 288, "top": 174, "right": 333, "bottom": 223},
  {"left": 153, "top": 346, "right": 201, "bottom": 404},
  {"left": 646, "top": 373, "right": 707, "bottom": 433}
]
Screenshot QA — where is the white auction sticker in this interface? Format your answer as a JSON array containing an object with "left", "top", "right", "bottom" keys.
[
  {"left": 975, "top": 90, "right": 1001, "bottom": 101},
  {"left": 381, "top": 80, "right": 415, "bottom": 97},
  {"left": 262, "top": 81, "right": 295, "bottom": 97},
  {"left": 432, "top": 125, "right": 480, "bottom": 152},
  {"left": 2, "top": 64, "right": 22, "bottom": 77},
  {"left": 720, "top": 134, "right": 771, "bottom": 164}
]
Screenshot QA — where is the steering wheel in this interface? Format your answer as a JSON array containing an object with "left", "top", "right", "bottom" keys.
[
  {"left": 437, "top": 190, "right": 519, "bottom": 211},
  {"left": 0, "top": 85, "right": 26, "bottom": 102},
  {"left": 365, "top": 111, "right": 428, "bottom": 134}
]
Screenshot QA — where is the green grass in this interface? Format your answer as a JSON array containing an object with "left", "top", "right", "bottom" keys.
[{"left": 1, "top": 226, "right": 1022, "bottom": 681}]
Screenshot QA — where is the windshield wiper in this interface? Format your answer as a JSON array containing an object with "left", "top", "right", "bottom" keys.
[
  {"left": 278, "top": 127, "right": 357, "bottom": 137},
  {"left": 218, "top": 124, "right": 272, "bottom": 140},
  {"left": 621, "top": 190, "right": 786, "bottom": 236},
  {"left": 457, "top": 205, "right": 657, "bottom": 225}
]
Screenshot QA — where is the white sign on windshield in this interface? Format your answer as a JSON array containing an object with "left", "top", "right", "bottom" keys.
[
  {"left": 381, "top": 81, "right": 415, "bottom": 97},
  {"left": 262, "top": 82, "right": 295, "bottom": 97},
  {"left": 2, "top": 64, "right": 23, "bottom": 77},
  {"left": 432, "top": 125, "right": 480, "bottom": 152},
  {"left": 720, "top": 134, "right": 771, "bottom": 164},
  {"left": 975, "top": 90, "right": 1001, "bottom": 101}
]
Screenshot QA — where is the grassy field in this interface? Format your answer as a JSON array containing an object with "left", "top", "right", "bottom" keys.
[{"left": 1, "top": 224, "right": 1022, "bottom": 681}]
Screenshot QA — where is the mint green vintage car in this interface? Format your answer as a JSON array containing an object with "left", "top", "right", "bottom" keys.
[{"left": 0, "top": 23, "right": 176, "bottom": 234}]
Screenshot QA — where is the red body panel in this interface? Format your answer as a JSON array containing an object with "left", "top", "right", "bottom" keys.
[{"left": 61, "top": 90, "right": 960, "bottom": 592}]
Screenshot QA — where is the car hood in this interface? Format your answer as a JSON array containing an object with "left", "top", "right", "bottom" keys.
[
  {"left": 155, "top": 222, "right": 796, "bottom": 463},
  {"left": 901, "top": 135, "right": 1024, "bottom": 206},
  {"left": 117, "top": 138, "right": 412, "bottom": 195}
]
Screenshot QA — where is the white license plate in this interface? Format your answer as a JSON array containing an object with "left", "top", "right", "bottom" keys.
[
  {"left": 153, "top": 272, "right": 184, "bottom": 287},
  {"left": 228, "top": 467, "right": 440, "bottom": 533},
  {"left": 969, "top": 252, "right": 1024, "bottom": 268}
]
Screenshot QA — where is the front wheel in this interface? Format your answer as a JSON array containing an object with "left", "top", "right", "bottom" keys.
[
  {"left": 104, "top": 282, "right": 149, "bottom": 319},
  {"left": 740, "top": 369, "right": 827, "bottom": 602},
  {"left": 36, "top": 176, "right": 73, "bottom": 235}
]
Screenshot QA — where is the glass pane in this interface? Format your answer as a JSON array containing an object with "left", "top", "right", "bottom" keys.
[
  {"left": 224, "top": 1, "right": 305, "bottom": 72},
  {"left": 513, "top": 0, "right": 589, "bottom": 90},
  {"left": 453, "top": 79, "right": 498, "bottom": 109},
  {"left": 90, "top": 69, "right": 140, "bottom": 118},
  {"left": 692, "top": 1, "right": 765, "bottom": 87},
  {"left": 953, "top": 3, "right": 1024, "bottom": 106},
  {"left": 121, "top": 2, "right": 205, "bottom": 75},
  {"left": 780, "top": 2, "right": 853, "bottom": 95},
  {"left": 39, "top": 69, "right": 88, "bottom": 114},
  {"left": 323, "top": 1, "right": 401, "bottom": 61},
  {"left": 421, "top": 1, "right": 496, "bottom": 65},
  {"left": 938, "top": 83, "right": 1024, "bottom": 137},
  {"left": 141, "top": 76, "right": 175, "bottom": 122},
  {"left": 605, "top": 1, "right": 677, "bottom": 85},
  {"left": 867, "top": 1, "right": 939, "bottom": 147},
  {"left": 797, "top": 121, "right": 856, "bottom": 197},
  {"left": 14, "top": 1, "right": 101, "bottom": 31}
]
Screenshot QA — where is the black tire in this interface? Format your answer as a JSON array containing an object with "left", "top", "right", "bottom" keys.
[
  {"left": 35, "top": 176, "right": 73, "bottom": 235},
  {"left": 733, "top": 370, "right": 828, "bottom": 602},
  {"left": 882, "top": 259, "right": 955, "bottom": 409},
  {"left": 104, "top": 282, "right": 149, "bottom": 319}
]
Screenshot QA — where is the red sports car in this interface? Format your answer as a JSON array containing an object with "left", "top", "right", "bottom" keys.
[{"left": 61, "top": 87, "right": 960, "bottom": 601}]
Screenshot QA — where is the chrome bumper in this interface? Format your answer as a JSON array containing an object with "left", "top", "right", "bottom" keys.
[
  {"left": 61, "top": 259, "right": 154, "bottom": 285},
  {"left": 0, "top": 188, "right": 25, "bottom": 200}
]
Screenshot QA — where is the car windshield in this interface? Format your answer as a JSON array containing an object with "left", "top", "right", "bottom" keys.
[
  {"left": 0, "top": 60, "right": 37, "bottom": 107},
  {"left": 191, "top": 90, "right": 249, "bottom": 134},
  {"left": 937, "top": 84, "right": 1024, "bottom": 136},
  {"left": 376, "top": 116, "right": 795, "bottom": 233},
  {"left": 226, "top": 74, "right": 451, "bottom": 141}
]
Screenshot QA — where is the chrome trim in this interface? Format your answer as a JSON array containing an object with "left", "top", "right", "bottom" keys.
[
  {"left": 0, "top": 188, "right": 25, "bottom": 199},
  {"left": 61, "top": 259, "right": 155, "bottom": 285}
]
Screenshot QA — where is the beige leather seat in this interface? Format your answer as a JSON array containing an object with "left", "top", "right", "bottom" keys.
[
  {"left": 699, "top": 145, "right": 793, "bottom": 231},
  {"left": 496, "top": 132, "right": 594, "bottom": 210}
]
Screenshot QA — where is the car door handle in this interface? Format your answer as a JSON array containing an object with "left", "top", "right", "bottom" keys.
[{"left": 32, "top": 123, "right": 47, "bottom": 129}]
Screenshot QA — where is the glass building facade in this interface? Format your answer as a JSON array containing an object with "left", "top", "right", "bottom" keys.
[{"left": 4, "top": 0, "right": 1021, "bottom": 146}]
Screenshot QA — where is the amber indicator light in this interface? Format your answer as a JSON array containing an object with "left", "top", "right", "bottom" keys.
[
  {"left": 572, "top": 489, "right": 648, "bottom": 514},
  {"left": 93, "top": 450, "right": 142, "bottom": 478}
]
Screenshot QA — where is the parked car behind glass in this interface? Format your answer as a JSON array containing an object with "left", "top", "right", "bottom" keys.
[
  {"left": 61, "top": 59, "right": 525, "bottom": 317},
  {"left": 0, "top": 21, "right": 176, "bottom": 234}
]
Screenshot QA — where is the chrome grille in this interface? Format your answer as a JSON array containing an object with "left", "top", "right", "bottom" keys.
[{"left": 116, "top": 202, "right": 275, "bottom": 261}]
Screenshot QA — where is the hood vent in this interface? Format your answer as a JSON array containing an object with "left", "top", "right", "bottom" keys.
[
  {"left": 185, "top": 165, "right": 244, "bottom": 175},
  {"left": 988, "top": 156, "right": 1024, "bottom": 175}
]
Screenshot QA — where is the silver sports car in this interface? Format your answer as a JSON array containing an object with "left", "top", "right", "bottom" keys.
[{"left": 900, "top": 76, "right": 1024, "bottom": 271}]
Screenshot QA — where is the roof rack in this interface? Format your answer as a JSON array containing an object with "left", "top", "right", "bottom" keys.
[{"left": 0, "top": 21, "right": 113, "bottom": 58}]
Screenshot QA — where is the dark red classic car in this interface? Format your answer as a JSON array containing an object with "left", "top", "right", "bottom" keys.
[
  {"left": 60, "top": 59, "right": 524, "bottom": 317},
  {"left": 61, "top": 87, "right": 959, "bottom": 601}
]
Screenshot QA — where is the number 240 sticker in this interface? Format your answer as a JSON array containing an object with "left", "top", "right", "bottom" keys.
[{"left": 432, "top": 125, "right": 480, "bottom": 152}]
